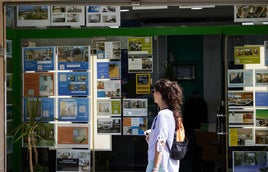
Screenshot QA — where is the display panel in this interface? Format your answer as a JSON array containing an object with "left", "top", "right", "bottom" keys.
[
  {"left": 22, "top": 46, "right": 55, "bottom": 71},
  {"left": 97, "top": 61, "right": 121, "bottom": 79},
  {"left": 58, "top": 97, "right": 90, "bottom": 122},
  {"left": 23, "top": 97, "right": 55, "bottom": 121},
  {"left": 123, "top": 98, "right": 148, "bottom": 117},
  {"left": 56, "top": 149, "right": 90, "bottom": 172},
  {"left": 123, "top": 117, "right": 147, "bottom": 135},
  {"left": 234, "top": 5, "right": 268, "bottom": 22},
  {"left": 255, "top": 92, "right": 268, "bottom": 107},
  {"left": 255, "top": 109, "right": 268, "bottom": 127},
  {"left": 51, "top": 6, "right": 85, "bottom": 27},
  {"left": 24, "top": 72, "right": 54, "bottom": 96},
  {"left": 228, "top": 91, "right": 254, "bottom": 108},
  {"left": 97, "top": 99, "right": 121, "bottom": 116},
  {"left": 233, "top": 151, "right": 268, "bottom": 172},
  {"left": 229, "top": 110, "right": 254, "bottom": 125},
  {"left": 57, "top": 124, "right": 90, "bottom": 148},
  {"left": 17, "top": 6, "right": 50, "bottom": 27},
  {"left": 255, "top": 129, "right": 268, "bottom": 145},
  {"left": 127, "top": 37, "right": 153, "bottom": 73},
  {"left": 228, "top": 69, "right": 253, "bottom": 87},
  {"left": 229, "top": 127, "right": 254, "bottom": 146},
  {"left": 97, "top": 80, "right": 121, "bottom": 98},
  {"left": 86, "top": 6, "right": 120, "bottom": 27},
  {"left": 255, "top": 69, "right": 268, "bottom": 85},
  {"left": 57, "top": 46, "right": 90, "bottom": 70},
  {"left": 136, "top": 74, "right": 151, "bottom": 94},
  {"left": 96, "top": 41, "right": 121, "bottom": 59},
  {"left": 234, "top": 46, "right": 260, "bottom": 65},
  {"left": 97, "top": 117, "right": 121, "bottom": 134},
  {"left": 58, "top": 71, "right": 89, "bottom": 96}
]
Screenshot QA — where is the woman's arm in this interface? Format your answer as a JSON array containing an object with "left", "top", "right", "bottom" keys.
[{"left": 152, "top": 140, "right": 164, "bottom": 172}]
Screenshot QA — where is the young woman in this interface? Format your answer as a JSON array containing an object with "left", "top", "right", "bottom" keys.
[{"left": 145, "top": 79, "right": 184, "bottom": 172}]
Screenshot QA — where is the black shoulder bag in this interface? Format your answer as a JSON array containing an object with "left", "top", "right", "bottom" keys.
[
  {"left": 152, "top": 116, "right": 188, "bottom": 160},
  {"left": 166, "top": 130, "right": 188, "bottom": 160}
]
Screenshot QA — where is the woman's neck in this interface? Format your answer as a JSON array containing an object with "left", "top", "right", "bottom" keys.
[{"left": 159, "top": 102, "right": 169, "bottom": 110}]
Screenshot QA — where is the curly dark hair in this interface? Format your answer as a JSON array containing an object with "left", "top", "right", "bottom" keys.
[{"left": 153, "top": 79, "right": 184, "bottom": 129}]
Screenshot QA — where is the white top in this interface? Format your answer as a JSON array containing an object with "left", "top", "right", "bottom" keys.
[{"left": 147, "top": 109, "right": 180, "bottom": 171}]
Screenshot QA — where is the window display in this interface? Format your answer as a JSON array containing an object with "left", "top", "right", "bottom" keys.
[{"left": 227, "top": 35, "right": 268, "bottom": 171}]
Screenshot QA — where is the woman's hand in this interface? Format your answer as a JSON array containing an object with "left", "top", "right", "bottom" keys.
[
  {"left": 144, "top": 129, "right": 151, "bottom": 144},
  {"left": 145, "top": 135, "right": 149, "bottom": 143}
]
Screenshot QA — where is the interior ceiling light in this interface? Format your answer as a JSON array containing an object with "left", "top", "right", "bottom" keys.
[
  {"left": 131, "top": 0, "right": 141, "bottom": 6},
  {"left": 132, "top": 5, "right": 168, "bottom": 10},
  {"left": 109, "top": 26, "right": 119, "bottom": 28},
  {"left": 120, "top": 9, "right": 129, "bottom": 12},
  {"left": 242, "top": 22, "right": 254, "bottom": 25},
  {"left": 179, "top": 5, "right": 215, "bottom": 10}
]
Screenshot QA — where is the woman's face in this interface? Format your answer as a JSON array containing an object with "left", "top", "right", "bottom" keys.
[{"left": 152, "top": 89, "right": 161, "bottom": 105}]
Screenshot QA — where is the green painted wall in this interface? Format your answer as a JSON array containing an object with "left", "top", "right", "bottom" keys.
[{"left": 167, "top": 35, "right": 203, "bottom": 100}]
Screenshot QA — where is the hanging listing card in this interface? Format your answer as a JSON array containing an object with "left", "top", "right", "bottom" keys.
[
  {"left": 97, "top": 117, "right": 121, "bottom": 135},
  {"left": 255, "top": 129, "right": 268, "bottom": 145},
  {"left": 17, "top": 6, "right": 50, "bottom": 27},
  {"left": 58, "top": 72, "right": 89, "bottom": 96},
  {"left": 56, "top": 149, "right": 90, "bottom": 172},
  {"left": 23, "top": 46, "right": 55, "bottom": 71},
  {"left": 86, "top": 6, "right": 120, "bottom": 27},
  {"left": 123, "top": 117, "right": 148, "bottom": 135},
  {"left": 96, "top": 41, "right": 121, "bottom": 59},
  {"left": 255, "top": 92, "right": 268, "bottom": 107},
  {"left": 51, "top": 6, "right": 85, "bottom": 27},
  {"left": 136, "top": 73, "right": 151, "bottom": 94},
  {"left": 227, "top": 69, "right": 253, "bottom": 87},
  {"left": 229, "top": 127, "right": 254, "bottom": 146},
  {"left": 228, "top": 91, "right": 253, "bottom": 108},
  {"left": 24, "top": 72, "right": 54, "bottom": 96},
  {"left": 233, "top": 151, "right": 268, "bottom": 172},
  {"left": 58, "top": 97, "right": 90, "bottom": 122},
  {"left": 234, "top": 5, "right": 268, "bottom": 22},
  {"left": 234, "top": 46, "right": 260, "bottom": 65},
  {"left": 97, "top": 99, "right": 121, "bottom": 116},
  {"left": 255, "top": 69, "right": 268, "bottom": 86},
  {"left": 23, "top": 97, "right": 55, "bottom": 122},
  {"left": 256, "top": 109, "right": 268, "bottom": 127},
  {"left": 123, "top": 98, "right": 148, "bottom": 116},
  {"left": 57, "top": 46, "right": 90, "bottom": 70},
  {"left": 229, "top": 110, "right": 254, "bottom": 125},
  {"left": 97, "top": 80, "right": 121, "bottom": 98},
  {"left": 57, "top": 124, "right": 89, "bottom": 148},
  {"left": 97, "top": 61, "right": 121, "bottom": 79},
  {"left": 128, "top": 37, "right": 153, "bottom": 73}
]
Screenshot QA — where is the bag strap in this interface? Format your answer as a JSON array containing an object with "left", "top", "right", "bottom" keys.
[
  {"left": 166, "top": 130, "right": 177, "bottom": 152},
  {"left": 152, "top": 116, "right": 158, "bottom": 129}
]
